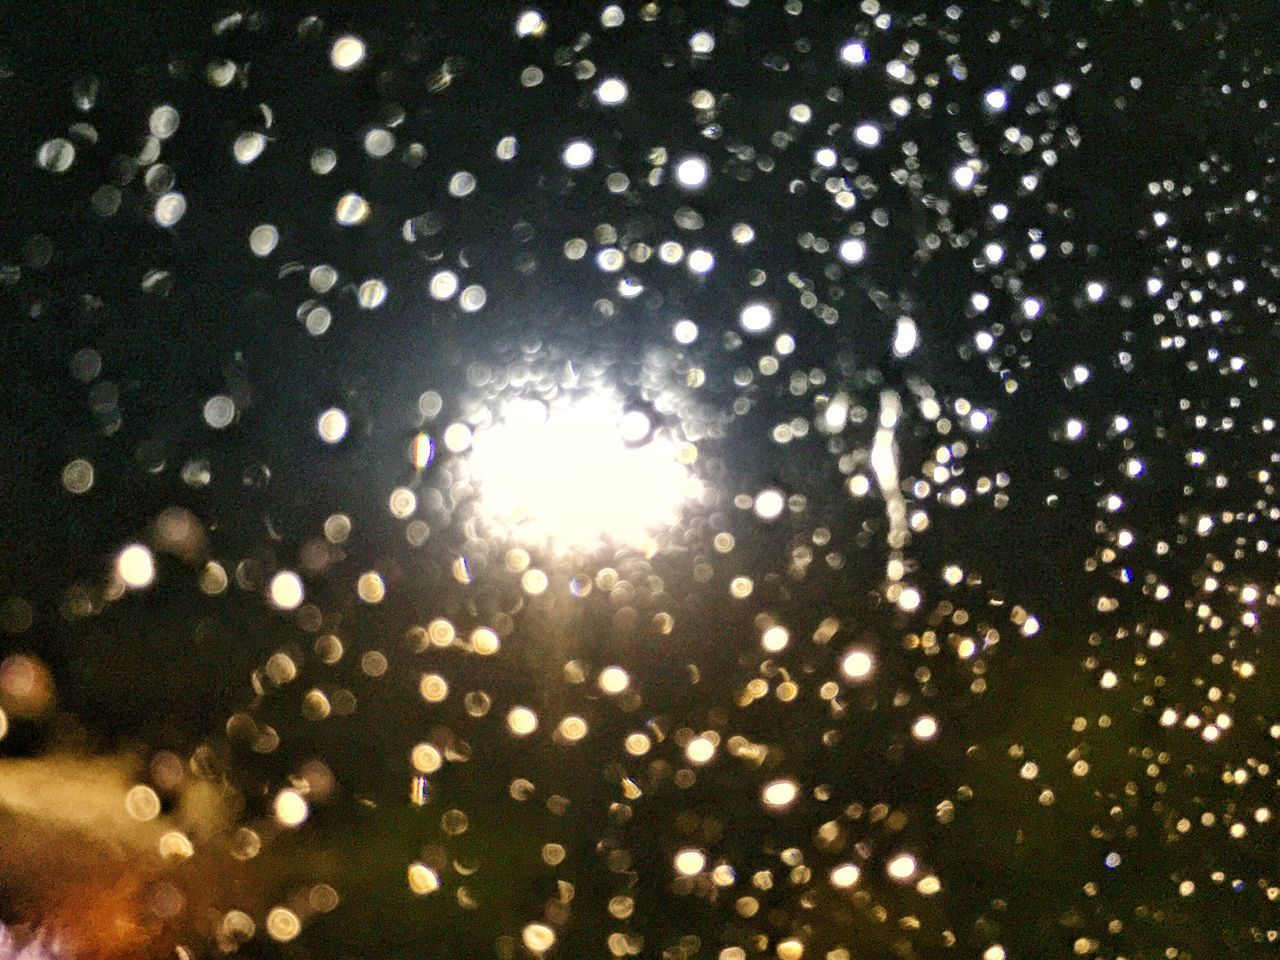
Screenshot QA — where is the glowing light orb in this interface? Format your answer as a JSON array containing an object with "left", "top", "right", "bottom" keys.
[
  {"left": 887, "top": 853, "right": 917, "bottom": 880},
  {"left": 462, "top": 392, "right": 696, "bottom": 553},
  {"left": 762, "top": 778, "right": 799, "bottom": 809},
  {"left": 674, "top": 848, "right": 706, "bottom": 876},
  {"left": 274, "top": 789, "right": 308, "bottom": 827},
  {"left": 830, "top": 863, "right": 861, "bottom": 888},
  {"left": 117, "top": 544, "right": 155, "bottom": 588}
]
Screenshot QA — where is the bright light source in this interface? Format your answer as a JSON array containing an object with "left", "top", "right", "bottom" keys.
[
  {"left": 562, "top": 140, "right": 594, "bottom": 169},
  {"left": 462, "top": 391, "right": 696, "bottom": 553},
  {"left": 117, "top": 544, "right": 155, "bottom": 589},
  {"left": 675, "top": 156, "right": 709, "bottom": 189}
]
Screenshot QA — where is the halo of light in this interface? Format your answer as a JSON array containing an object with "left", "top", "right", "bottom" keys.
[{"left": 462, "top": 390, "right": 695, "bottom": 553}]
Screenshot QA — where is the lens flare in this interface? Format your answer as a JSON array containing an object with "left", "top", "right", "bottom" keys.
[{"left": 462, "top": 391, "right": 697, "bottom": 554}]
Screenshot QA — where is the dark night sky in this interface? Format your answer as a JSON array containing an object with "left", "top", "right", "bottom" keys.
[{"left": 1, "top": 2, "right": 1278, "bottom": 959}]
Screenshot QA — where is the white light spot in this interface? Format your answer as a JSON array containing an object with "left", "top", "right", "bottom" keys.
[
  {"left": 619, "top": 410, "right": 651, "bottom": 443},
  {"left": 596, "top": 77, "right": 628, "bottom": 105},
  {"left": 911, "top": 715, "right": 938, "bottom": 740},
  {"left": 334, "top": 192, "right": 369, "bottom": 226},
  {"left": 673, "top": 319, "right": 699, "bottom": 344},
  {"left": 357, "top": 278, "right": 388, "bottom": 309},
  {"left": 37, "top": 137, "right": 75, "bottom": 173},
  {"left": 317, "top": 408, "right": 349, "bottom": 444},
  {"left": 838, "top": 237, "right": 866, "bottom": 264},
  {"left": 893, "top": 317, "right": 919, "bottom": 357},
  {"left": 674, "top": 848, "right": 706, "bottom": 876},
  {"left": 687, "top": 248, "right": 715, "bottom": 273},
  {"left": 831, "top": 863, "right": 861, "bottom": 887},
  {"left": 117, "top": 544, "right": 155, "bottom": 589},
  {"left": 686, "top": 736, "right": 715, "bottom": 764},
  {"left": 507, "top": 706, "right": 539, "bottom": 735},
  {"left": 522, "top": 924, "right": 555, "bottom": 954},
  {"left": 448, "top": 171, "right": 476, "bottom": 198},
  {"left": 269, "top": 571, "right": 304, "bottom": 610},
  {"left": 841, "top": 649, "right": 874, "bottom": 680},
  {"left": 740, "top": 302, "right": 774, "bottom": 333},
  {"left": 690, "top": 31, "right": 715, "bottom": 54},
  {"left": 840, "top": 41, "right": 867, "bottom": 66},
  {"left": 203, "top": 395, "right": 236, "bottom": 429},
  {"left": 761, "top": 625, "right": 790, "bottom": 652},
  {"left": 854, "top": 123, "right": 881, "bottom": 147},
  {"left": 153, "top": 192, "right": 187, "bottom": 227},
  {"left": 443, "top": 423, "right": 473, "bottom": 453},
  {"left": 233, "top": 132, "right": 267, "bottom": 164},
  {"left": 887, "top": 854, "right": 917, "bottom": 880},
  {"left": 675, "top": 156, "right": 709, "bottom": 189},
  {"left": 753, "top": 488, "right": 785, "bottom": 520},
  {"left": 515, "top": 10, "right": 547, "bottom": 38},
  {"left": 762, "top": 779, "right": 799, "bottom": 809},
  {"left": 562, "top": 140, "right": 594, "bottom": 169},
  {"left": 599, "top": 666, "right": 630, "bottom": 694},
  {"left": 464, "top": 393, "right": 694, "bottom": 552},
  {"left": 330, "top": 35, "right": 366, "bottom": 71},
  {"left": 274, "top": 789, "right": 308, "bottom": 827},
  {"left": 952, "top": 164, "right": 976, "bottom": 190},
  {"left": 249, "top": 224, "right": 279, "bottom": 257},
  {"left": 430, "top": 270, "right": 459, "bottom": 300}
]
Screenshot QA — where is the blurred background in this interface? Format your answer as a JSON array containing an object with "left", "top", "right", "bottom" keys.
[{"left": 0, "top": 2, "right": 1277, "bottom": 958}]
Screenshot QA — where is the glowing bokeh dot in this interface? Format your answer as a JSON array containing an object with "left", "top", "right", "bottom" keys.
[
  {"left": 686, "top": 736, "right": 715, "bottom": 764},
  {"left": 599, "top": 666, "right": 630, "bottom": 694},
  {"left": 830, "top": 863, "right": 861, "bottom": 888},
  {"left": 761, "top": 625, "right": 789, "bottom": 652},
  {"left": 268, "top": 570, "right": 304, "bottom": 610},
  {"left": 840, "top": 40, "right": 867, "bottom": 65},
  {"left": 430, "top": 270, "right": 459, "bottom": 300},
  {"left": 762, "top": 778, "right": 798, "bottom": 809},
  {"left": 841, "top": 648, "right": 874, "bottom": 680},
  {"left": 911, "top": 715, "right": 939, "bottom": 740},
  {"left": 675, "top": 156, "right": 709, "bottom": 189},
  {"left": 562, "top": 139, "right": 594, "bottom": 169},
  {"left": 838, "top": 237, "right": 866, "bottom": 264},
  {"left": 674, "top": 848, "right": 706, "bottom": 876},
  {"left": 408, "top": 862, "right": 440, "bottom": 895},
  {"left": 274, "top": 789, "right": 308, "bottom": 827},
  {"left": 117, "top": 544, "right": 155, "bottom": 589},
  {"left": 330, "top": 34, "right": 366, "bottom": 71},
  {"left": 754, "top": 488, "right": 785, "bottom": 520},
  {"left": 522, "top": 923, "right": 556, "bottom": 954},
  {"left": 317, "top": 408, "right": 349, "bottom": 443},
  {"left": 508, "top": 706, "right": 538, "bottom": 735},
  {"left": 558, "top": 716, "right": 588, "bottom": 742},
  {"left": 887, "top": 853, "right": 917, "bottom": 880},
  {"left": 596, "top": 77, "right": 628, "bottom": 105},
  {"left": 265, "top": 907, "right": 302, "bottom": 942},
  {"left": 515, "top": 10, "right": 547, "bottom": 37},
  {"left": 124, "top": 784, "right": 161, "bottom": 821},
  {"left": 740, "top": 302, "right": 773, "bottom": 333}
]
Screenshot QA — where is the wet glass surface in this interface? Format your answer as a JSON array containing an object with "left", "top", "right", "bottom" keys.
[{"left": 0, "top": 3, "right": 1277, "bottom": 959}]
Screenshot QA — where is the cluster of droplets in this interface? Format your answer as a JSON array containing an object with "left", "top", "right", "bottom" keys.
[{"left": 4, "top": 1, "right": 1278, "bottom": 959}]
